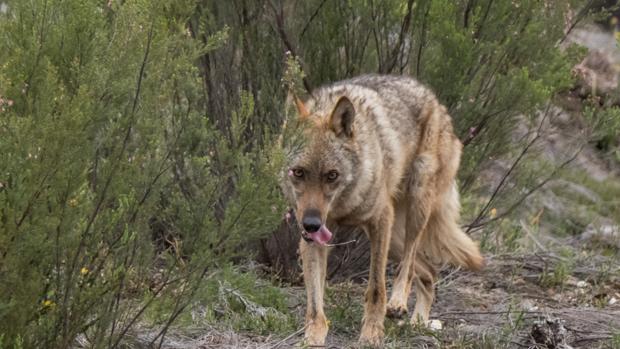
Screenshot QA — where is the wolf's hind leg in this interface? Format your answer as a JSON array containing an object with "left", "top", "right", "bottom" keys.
[
  {"left": 410, "top": 252, "right": 437, "bottom": 324},
  {"left": 386, "top": 215, "right": 431, "bottom": 319},
  {"left": 387, "top": 156, "right": 435, "bottom": 319},
  {"left": 300, "top": 239, "right": 329, "bottom": 346},
  {"left": 409, "top": 188, "right": 483, "bottom": 324}
]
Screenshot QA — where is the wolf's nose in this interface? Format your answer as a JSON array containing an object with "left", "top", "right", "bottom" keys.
[{"left": 302, "top": 216, "right": 322, "bottom": 233}]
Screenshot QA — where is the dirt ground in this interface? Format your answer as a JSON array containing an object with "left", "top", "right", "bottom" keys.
[
  {"left": 149, "top": 238, "right": 618, "bottom": 349},
  {"left": 299, "top": 251, "right": 619, "bottom": 348}
]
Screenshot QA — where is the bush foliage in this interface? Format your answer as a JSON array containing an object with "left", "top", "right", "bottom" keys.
[{"left": 0, "top": 1, "right": 284, "bottom": 347}]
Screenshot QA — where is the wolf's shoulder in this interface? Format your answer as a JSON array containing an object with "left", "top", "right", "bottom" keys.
[
  {"left": 323, "top": 73, "right": 425, "bottom": 90},
  {"left": 315, "top": 74, "right": 433, "bottom": 100},
  {"left": 338, "top": 74, "right": 424, "bottom": 88},
  {"left": 311, "top": 74, "right": 435, "bottom": 116}
]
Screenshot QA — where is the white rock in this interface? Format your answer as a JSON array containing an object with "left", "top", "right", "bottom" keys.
[
  {"left": 576, "top": 280, "right": 588, "bottom": 288},
  {"left": 609, "top": 297, "right": 617, "bottom": 306},
  {"left": 521, "top": 299, "right": 539, "bottom": 312},
  {"left": 428, "top": 319, "right": 443, "bottom": 331}
]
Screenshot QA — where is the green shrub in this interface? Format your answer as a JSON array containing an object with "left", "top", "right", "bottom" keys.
[{"left": 0, "top": 1, "right": 285, "bottom": 347}]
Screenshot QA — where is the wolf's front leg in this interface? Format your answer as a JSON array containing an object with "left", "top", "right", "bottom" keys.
[
  {"left": 360, "top": 204, "right": 394, "bottom": 347},
  {"left": 300, "top": 238, "right": 329, "bottom": 346}
]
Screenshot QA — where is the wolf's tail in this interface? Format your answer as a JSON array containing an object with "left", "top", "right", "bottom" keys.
[{"left": 420, "top": 182, "right": 484, "bottom": 271}]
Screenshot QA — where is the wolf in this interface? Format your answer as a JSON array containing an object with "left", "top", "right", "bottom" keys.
[{"left": 281, "top": 75, "right": 484, "bottom": 346}]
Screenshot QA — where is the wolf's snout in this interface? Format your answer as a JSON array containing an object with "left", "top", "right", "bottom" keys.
[{"left": 302, "top": 212, "right": 322, "bottom": 233}]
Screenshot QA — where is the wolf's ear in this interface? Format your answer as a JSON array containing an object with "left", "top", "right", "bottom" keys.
[
  {"left": 329, "top": 96, "right": 355, "bottom": 138},
  {"left": 286, "top": 91, "right": 310, "bottom": 119}
]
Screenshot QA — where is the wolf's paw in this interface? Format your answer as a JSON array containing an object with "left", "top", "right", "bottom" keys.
[
  {"left": 359, "top": 321, "right": 384, "bottom": 348},
  {"left": 386, "top": 302, "right": 408, "bottom": 319},
  {"left": 304, "top": 317, "right": 328, "bottom": 347}
]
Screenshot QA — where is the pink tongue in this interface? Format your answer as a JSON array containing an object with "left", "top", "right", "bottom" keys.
[{"left": 308, "top": 225, "right": 333, "bottom": 245}]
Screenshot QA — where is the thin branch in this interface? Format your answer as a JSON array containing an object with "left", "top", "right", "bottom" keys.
[
  {"left": 267, "top": 0, "right": 312, "bottom": 94},
  {"left": 463, "top": 0, "right": 474, "bottom": 28},
  {"left": 466, "top": 142, "right": 584, "bottom": 232},
  {"left": 263, "top": 326, "right": 307, "bottom": 349},
  {"left": 300, "top": 0, "right": 328, "bottom": 39},
  {"left": 415, "top": 2, "right": 431, "bottom": 77},
  {"left": 571, "top": 336, "right": 614, "bottom": 344},
  {"left": 353, "top": 29, "right": 373, "bottom": 76},
  {"left": 465, "top": 104, "right": 552, "bottom": 234},
  {"left": 461, "top": 106, "right": 513, "bottom": 146},
  {"left": 15, "top": 168, "right": 54, "bottom": 227},
  {"left": 150, "top": 277, "right": 194, "bottom": 349},
  {"left": 558, "top": 0, "right": 596, "bottom": 45},
  {"left": 370, "top": 0, "right": 384, "bottom": 69},
  {"left": 437, "top": 310, "right": 543, "bottom": 316},
  {"left": 473, "top": 0, "right": 493, "bottom": 40},
  {"left": 110, "top": 265, "right": 185, "bottom": 348},
  {"left": 383, "top": 0, "right": 415, "bottom": 73}
]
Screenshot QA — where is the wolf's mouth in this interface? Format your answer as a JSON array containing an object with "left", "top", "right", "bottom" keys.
[{"left": 301, "top": 225, "right": 333, "bottom": 245}]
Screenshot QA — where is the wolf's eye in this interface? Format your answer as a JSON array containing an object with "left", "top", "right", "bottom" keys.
[
  {"left": 291, "top": 168, "right": 305, "bottom": 178},
  {"left": 326, "top": 171, "right": 339, "bottom": 182}
]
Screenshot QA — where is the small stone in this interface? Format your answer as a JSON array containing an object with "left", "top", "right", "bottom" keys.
[
  {"left": 427, "top": 319, "right": 443, "bottom": 331},
  {"left": 576, "top": 280, "right": 588, "bottom": 288},
  {"left": 521, "top": 299, "right": 539, "bottom": 312},
  {"left": 609, "top": 297, "right": 617, "bottom": 306}
]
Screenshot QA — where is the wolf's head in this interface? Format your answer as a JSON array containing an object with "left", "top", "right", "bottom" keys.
[{"left": 282, "top": 94, "right": 359, "bottom": 245}]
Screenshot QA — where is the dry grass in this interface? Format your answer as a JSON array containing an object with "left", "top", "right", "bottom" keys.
[{"left": 112, "top": 245, "right": 618, "bottom": 348}]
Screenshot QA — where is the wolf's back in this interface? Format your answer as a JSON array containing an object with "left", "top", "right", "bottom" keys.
[
  {"left": 308, "top": 74, "right": 436, "bottom": 155},
  {"left": 317, "top": 74, "right": 435, "bottom": 119}
]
